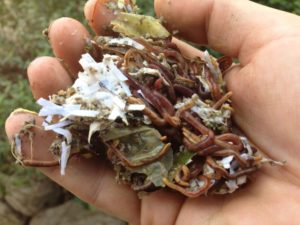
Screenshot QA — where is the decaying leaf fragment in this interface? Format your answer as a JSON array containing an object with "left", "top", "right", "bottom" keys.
[
  {"left": 102, "top": 126, "right": 167, "bottom": 164},
  {"left": 111, "top": 12, "right": 170, "bottom": 38}
]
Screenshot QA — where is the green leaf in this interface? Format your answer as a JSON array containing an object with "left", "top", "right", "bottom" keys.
[
  {"left": 102, "top": 126, "right": 165, "bottom": 164},
  {"left": 102, "top": 126, "right": 173, "bottom": 187},
  {"left": 132, "top": 149, "right": 173, "bottom": 187},
  {"left": 111, "top": 12, "right": 170, "bottom": 39},
  {"left": 168, "top": 147, "right": 196, "bottom": 181},
  {"left": 173, "top": 148, "right": 196, "bottom": 168}
]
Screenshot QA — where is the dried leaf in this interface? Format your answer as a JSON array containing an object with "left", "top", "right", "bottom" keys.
[
  {"left": 102, "top": 126, "right": 173, "bottom": 187},
  {"left": 133, "top": 149, "right": 173, "bottom": 187},
  {"left": 111, "top": 12, "right": 170, "bottom": 39},
  {"left": 173, "top": 148, "right": 196, "bottom": 168},
  {"left": 168, "top": 147, "right": 196, "bottom": 180},
  {"left": 102, "top": 126, "right": 165, "bottom": 164}
]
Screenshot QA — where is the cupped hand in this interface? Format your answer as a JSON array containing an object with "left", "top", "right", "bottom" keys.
[{"left": 5, "top": 0, "right": 300, "bottom": 224}]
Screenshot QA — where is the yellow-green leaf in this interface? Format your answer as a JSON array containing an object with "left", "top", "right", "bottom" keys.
[{"left": 111, "top": 12, "right": 170, "bottom": 39}]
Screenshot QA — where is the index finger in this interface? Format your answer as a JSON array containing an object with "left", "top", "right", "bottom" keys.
[{"left": 155, "top": 0, "right": 300, "bottom": 64}]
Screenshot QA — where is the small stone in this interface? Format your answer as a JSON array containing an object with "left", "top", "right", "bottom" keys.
[
  {"left": 4, "top": 176, "right": 64, "bottom": 217},
  {"left": 29, "top": 200, "right": 127, "bottom": 225},
  {"left": 0, "top": 201, "right": 24, "bottom": 225}
]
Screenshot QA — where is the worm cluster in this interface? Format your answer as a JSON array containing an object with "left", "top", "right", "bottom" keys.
[
  {"left": 84, "top": 36, "right": 272, "bottom": 196},
  {"left": 11, "top": 2, "right": 283, "bottom": 198}
]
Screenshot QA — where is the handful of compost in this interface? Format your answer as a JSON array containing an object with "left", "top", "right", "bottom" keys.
[{"left": 11, "top": 0, "right": 283, "bottom": 197}]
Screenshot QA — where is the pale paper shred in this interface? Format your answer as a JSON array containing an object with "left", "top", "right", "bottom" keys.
[
  {"left": 38, "top": 98, "right": 81, "bottom": 117},
  {"left": 237, "top": 176, "right": 247, "bottom": 186},
  {"left": 43, "top": 120, "right": 73, "bottom": 131},
  {"left": 45, "top": 115, "right": 53, "bottom": 123},
  {"left": 196, "top": 75, "right": 210, "bottom": 93},
  {"left": 108, "top": 37, "right": 145, "bottom": 50},
  {"left": 129, "top": 68, "right": 169, "bottom": 86},
  {"left": 125, "top": 4, "right": 133, "bottom": 13},
  {"left": 38, "top": 98, "right": 99, "bottom": 119},
  {"left": 12, "top": 135, "right": 23, "bottom": 164},
  {"left": 120, "top": 81, "right": 132, "bottom": 96},
  {"left": 240, "top": 136, "right": 253, "bottom": 155},
  {"left": 14, "top": 135, "right": 22, "bottom": 158},
  {"left": 66, "top": 110, "right": 99, "bottom": 118},
  {"left": 79, "top": 53, "right": 97, "bottom": 71},
  {"left": 52, "top": 128, "right": 72, "bottom": 144},
  {"left": 36, "top": 53, "right": 148, "bottom": 175},
  {"left": 175, "top": 94, "right": 230, "bottom": 129},
  {"left": 109, "top": 106, "right": 128, "bottom": 125},
  {"left": 130, "top": 68, "right": 161, "bottom": 77},
  {"left": 219, "top": 155, "right": 234, "bottom": 169},
  {"left": 127, "top": 104, "right": 146, "bottom": 111},
  {"left": 225, "top": 180, "right": 239, "bottom": 193},
  {"left": 137, "top": 90, "right": 146, "bottom": 99},
  {"left": 112, "top": 96, "right": 126, "bottom": 110},
  {"left": 143, "top": 115, "right": 152, "bottom": 125},
  {"left": 110, "top": 62, "right": 129, "bottom": 82},
  {"left": 190, "top": 179, "right": 205, "bottom": 191},
  {"left": 75, "top": 53, "right": 135, "bottom": 124},
  {"left": 38, "top": 98, "right": 68, "bottom": 116},
  {"left": 241, "top": 153, "right": 251, "bottom": 161},
  {"left": 60, "top": 141, "right": 71, "bottom": 176},
  {"left": 229, "top": 167, "right": 236, "bottom": 175},
  {"left": 203, "top": 164, "right": 215, "bottom": 176}
]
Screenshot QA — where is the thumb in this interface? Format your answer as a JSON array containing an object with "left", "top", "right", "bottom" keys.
[{"left": 155, "top": 0, "right": 300, "bottom": 64}]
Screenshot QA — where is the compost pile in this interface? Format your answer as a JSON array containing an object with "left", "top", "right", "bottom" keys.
[{"left": 12, "top": 0, "right": 282, "bottom": 197}]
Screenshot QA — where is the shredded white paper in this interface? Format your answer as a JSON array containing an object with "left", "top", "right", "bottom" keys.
[
  {"left": 129, "top": 67, "right": 170, "bottom": 86},
  {"left": 52, "top": 128, "right": 72, "bottom": 145},
  {"left": 43, "top": 120, "right": 73, "bottom": 131},
  {"left": 108, "top": 37, "right": 145, "bottom": 50},
  {"left": 240, "top": 136, "right": 253, "bottom": 155},
  {"left": 225, "top": 180, "right": 239, "bottom": 193},
  {"left": 60, "top": 141, "right": 71, "bottom": 176},
  {"left": 45, "top": 115, "right": 53, "bottom": 123},
  {"left": 237, "top": 176, "right": 247, "bottom": 186},
  {"left": 37, "top": 53, "right": 146, "bottom": 175},
  {"left": 219, "top": 155, "right": 234, "bottom": 169},
  {"left": 127, "top": 104, "right": 146, "bottom": 111},
  {"left": 175, "top": 94, "right": 231, "bottom": 129},
  {"left": 12, "top": 135, "right": 23, "bottom": 163},
  {"left": 203, "top": 164, "right": 215, "bottom": 176},
  {"left": 196, "top": 75, "right": 211, "bottom": 93},
  {"left": 38, "top": 99, "right": 99, "bottom": 119}
]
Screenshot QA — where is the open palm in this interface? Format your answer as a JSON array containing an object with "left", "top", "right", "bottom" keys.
[{"left": 6, "top": 0, "right": 300, "bottom": 224}]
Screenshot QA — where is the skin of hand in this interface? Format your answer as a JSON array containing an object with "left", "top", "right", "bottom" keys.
[{"left": 5, "top": 0, "right": 300, "bottom": 224}]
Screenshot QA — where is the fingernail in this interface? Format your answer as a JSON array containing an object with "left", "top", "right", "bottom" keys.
[{"left": 9, "top": 108, "right": 38, "bottom": 119}]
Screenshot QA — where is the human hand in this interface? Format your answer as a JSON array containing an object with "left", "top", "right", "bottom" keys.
[{"left": 5, "top": 0, "right": 300, "bottom": 224}]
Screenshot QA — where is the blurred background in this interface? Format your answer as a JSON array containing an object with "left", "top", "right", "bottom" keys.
[{"left": 0, "top": 0, "right": 299, "bottom": 224}]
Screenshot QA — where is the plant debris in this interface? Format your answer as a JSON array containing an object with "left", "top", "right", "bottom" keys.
[{"left": 12, "top": 0, "right": 284, "bottom": 197}]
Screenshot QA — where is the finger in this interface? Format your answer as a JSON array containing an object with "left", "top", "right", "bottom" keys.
[
  {"left": 5, "top": 112, "right": 141, "bottom": 224},
  {"left": 172, "top": 38, "right": 204, "bottom": 59},
  {"left": 84, "top": 0, "right": 116, "bottom": 35},
  {"left": 141, "top": 190, "right": 184, "bottom": 225},
  {"left": 48, "top": 17, "right": 90, "bottom": 78},
  {"left": 83, "top": 0, "right": 206, "bottom": 58},
  {"left": 155, "top": 0, "right": 300, "bottom": 64},
  {"left": 27, "top": 57, "right": 73, "bottom": 100}
]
